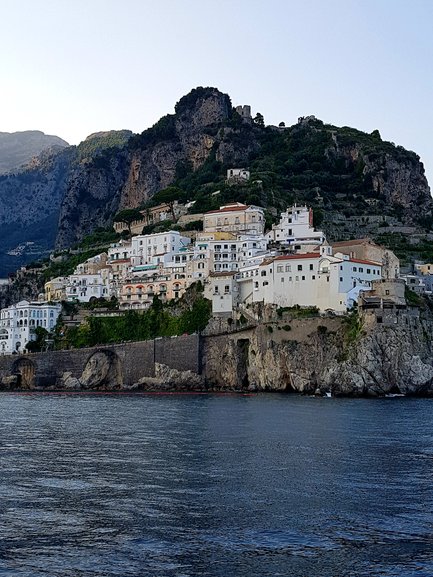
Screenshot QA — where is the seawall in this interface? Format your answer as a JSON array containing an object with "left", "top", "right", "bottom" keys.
[{"left": 0, "top": 334, "right": 201, "bottom": 390}]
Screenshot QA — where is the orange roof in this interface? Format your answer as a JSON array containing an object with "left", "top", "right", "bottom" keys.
[
  {"left": 205, "top": 205, "right": 248, "bottom": 215},
  {"left": 349, "top": 258, "right": 381, "bottom": 266},
  {"left": 260, "top": 253, "right": 320, "bottom": 266},
  {"left": 275, "top": 253, "right": 321, "bottom": 260}
]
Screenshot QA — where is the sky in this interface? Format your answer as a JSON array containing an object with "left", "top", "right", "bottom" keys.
[{"left": 2, "top": 0, "right": 433, "bottom": 187}]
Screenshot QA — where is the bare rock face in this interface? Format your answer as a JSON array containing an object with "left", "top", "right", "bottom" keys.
[
  {"left": 203, "top": 314, "right": 433, "bottom": 396},
  {"left": 79, "top": 350, "right": 123, "bottom": 390},
  {"left": 55, "top": 87, "right": 258, "bottom": 248},
  {"left": 132, "top": 363, "right": 205, "bottom": 391}
]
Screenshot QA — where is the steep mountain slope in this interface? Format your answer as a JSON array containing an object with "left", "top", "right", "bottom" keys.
[
  {"left": 0, "top": 87, "right": 431, "bottom": 276},
  {"left": 55, "top": 88, "right": 258, "bottom": 247},
  {"left": 0, "top": 131, "right": 131, "bottom": 275},
  {"left": 0, "top": 130, "right": 69, "bottom": 174}
]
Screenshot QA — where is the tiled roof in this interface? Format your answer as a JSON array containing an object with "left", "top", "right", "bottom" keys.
[
  {"left": 205, "top": 205, "right": 249, "bottom": 214},
  {"left": 349, "top": 258, "right": 382, "bottom": 266},
  {"left": 259, "top": 253, "right": 321, "bottom": 266}
]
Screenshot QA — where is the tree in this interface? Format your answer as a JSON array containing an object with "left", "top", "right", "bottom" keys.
[
  {"left": 151, "top": 186, "right": 185, "bottom": 220},
  {"left": 26, "top": 327, "right": 49, "bottom": 353},
  {"left": 113, "top": 208, "right": 143, "bottom": 233},
  {"left": 254, "top": 112, "right": 265, "bottom": 127},
  {"left": 279, "top": 121, "right": 285, "bottom": 128}
]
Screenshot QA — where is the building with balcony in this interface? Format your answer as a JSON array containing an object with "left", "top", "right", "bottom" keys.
[
  {"left": 0, "top": 300, "right": 61, "bottom": 355},
  {"left": 203, "top": 203, "right": 265, "bottom": 236}
]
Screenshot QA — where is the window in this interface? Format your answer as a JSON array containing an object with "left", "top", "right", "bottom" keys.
[
  {"left": 367, "top": 268, "right": 371, "bottom": 274},
  {"left": 340, "top": 277, "right": 343, "bottom": 282},
  {"left": 277, "top": 265, "right": 284, "bottom": 273},
  {"left": 312, "top": 275, "right": 315, "bottom": 280},
  {"left": 302, "top": 276, "right": 305, "bottom": 281},
  {"left": 261, "top": 271, "right": 267, "bottom": 277},
  {"left": 297, "top": 265, "right": 303, "bottom": 271},
  {"left": 353, "top": 267, "right": 357, "bottom": 272},
  {"left": 281, "top": 278, "right": 284, "bottom": 282},
  {"left": 310, "top": 264, "right": 314, "bottom": 271},
  {"left": 285, "top": 265, "right": 291, "bottom": 272},
  {"left": 224, "top": 285, "right": 230, "bottom": 294}
]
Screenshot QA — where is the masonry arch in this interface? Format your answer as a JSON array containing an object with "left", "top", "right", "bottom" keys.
[{"left": 11, "top": 357, "right": 36, "bottom": 389}]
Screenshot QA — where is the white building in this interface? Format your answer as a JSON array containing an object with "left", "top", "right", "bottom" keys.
[
  {"left": 266, "top": 205, "right": 325, "bottom": 249},
  {"left": 203, "top": 203, "right": 265, "bottom": 236},
  {"left": 204, "top": 272, "right": 238, "bottom": 315},
  {"left": 226, "top": 168, "right": 250, "bottom": 183},
  {"left": 65, "top": 271, "right": 111, "bottom": 303},
  {"left": 209, "top": 235, "right": 268, "bottom": 273},
  {"left": 130, "top": 231, "right": 190, "bottom": 267},
  {"left": 107, "top": 240, "right": 133, "bottom": 282},
  {"left": 0, "top": 300, "right": 62, "bottom": 355},
  {"left": 237, "top": 251, "right": 382, "bottom": 313}
]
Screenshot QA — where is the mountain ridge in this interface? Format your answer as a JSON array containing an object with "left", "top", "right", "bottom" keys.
[{"left": 0, "top": 87, "right": 431, "bottom": 276}]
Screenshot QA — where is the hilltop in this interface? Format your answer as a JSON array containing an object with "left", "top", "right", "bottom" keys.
[
  {"left": 0, "top": 130, "right": 69, "bottom": 175},
  {"left": 0, "top": 87, "right": 431, "bottom": 276}
]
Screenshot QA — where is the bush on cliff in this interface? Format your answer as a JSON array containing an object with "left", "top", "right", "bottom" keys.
[{"left": 57, "top": 287, "right": 211, "bottom": 349}]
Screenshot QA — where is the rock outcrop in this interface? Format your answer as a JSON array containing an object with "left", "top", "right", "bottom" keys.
[{"left": 203, "top": 311, "right": 433, "bottom": 396}]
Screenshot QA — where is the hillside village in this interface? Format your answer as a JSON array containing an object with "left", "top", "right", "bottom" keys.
[{"left": 0, "top": 171, "right": 430, "bottom": 355}]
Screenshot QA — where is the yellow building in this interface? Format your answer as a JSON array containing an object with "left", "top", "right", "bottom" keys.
[{"left": 44, "top": 277, "right": 68, "bottom": 302}]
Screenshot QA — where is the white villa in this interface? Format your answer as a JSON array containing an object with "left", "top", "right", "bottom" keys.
[
  {"left": 236, "top": 249, "right": 382, "bottom": 312},
  {"left": 266, "top": 205, "right": 325, "bottom": 249},
  {"left": 130, "top": 231, "right": 190, "bottom": 267},
  {"left": 0, "top": 300, "right": 62, "bottom": 355}
]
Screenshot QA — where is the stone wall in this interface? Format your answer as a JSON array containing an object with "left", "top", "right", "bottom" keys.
[{"left": 0, "top": 334, "right": 199, "bottom": 389}]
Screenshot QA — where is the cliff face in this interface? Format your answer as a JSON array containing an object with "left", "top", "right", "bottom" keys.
[
  {"left": 56, "top": 88, "right": 258, "bottom": 247},
  {"left": 1, "top": 87, "right": 432, "bottom": 275},
  {"left": 203, "top": 312, "right": 433, "bottom": 396},
  {"left": 0, "top": 146, "right": 76, "bottom": 275}
]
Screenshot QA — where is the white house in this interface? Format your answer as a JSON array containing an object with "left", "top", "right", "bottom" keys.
[
  {"left": 209, "top": 235, "right": 268, "bottom": 273},
  {"left": 226, "top": 168, "right": 250, "bottom": 183},
  {"left": 130, "top": 231, "right": 190, "bottom": 267},
  {"left": 204, "top": 272, "right": 238, "bottom": 315},
  {"left": 65, "top": 270, "right": 111, "bottom": 303},
  {"left": 237, "top": 251, "right": 382, "bottom": 312},
  {"left": 0, "top": 300, "right": 62, "bottom": 355},
  {"left": 266, "top": 205, "right": 325, "bottom": 249}
]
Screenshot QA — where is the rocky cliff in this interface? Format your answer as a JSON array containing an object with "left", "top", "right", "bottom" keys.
[
  {"left": 55, "top": 88, "right": 258, "bottom": 248},
  {"left": 203, "top": 309, "right": 433, "bottom": 396},
  {"left": 1, "top": 88, "right": 432, "bottom": 276}
]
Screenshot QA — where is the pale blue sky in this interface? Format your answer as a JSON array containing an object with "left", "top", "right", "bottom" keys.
[{"left": 2, "top": 0, "right": 433, "bottom": 187}]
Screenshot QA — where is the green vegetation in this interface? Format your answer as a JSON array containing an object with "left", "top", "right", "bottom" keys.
[
  {"left": 77, "top": 130, "right": 132, "bottom": 161},
  {"left": 405, "top": 287, "right": 423, "bottom": 307},
  {"left": 113, "top": 208, "right": 143, "bottom": 224},
  {"left": 342, "top": 309, "right": 363, "bottom": 346},
  {"left": 26, "top": 326, "right": 50, "bottom": 353},
  {"left": 57, "top": 286, "right": 211, "bottom": 349},
  {"left": 276, "top": 305, "right": 320, "bottom": 318}
]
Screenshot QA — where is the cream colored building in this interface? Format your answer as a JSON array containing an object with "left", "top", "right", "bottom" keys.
[
  {"left": 331, "top": 238, "right": 399, "bottom": 280},
  {"left": 45, "top": 276, "right": 68, "bottom": 302},
  {"left": 203, "top": 203, "right": 265, "bottom": 236},
  {"left": 119, "top": 264, "right": 187, "bottom": 309}
]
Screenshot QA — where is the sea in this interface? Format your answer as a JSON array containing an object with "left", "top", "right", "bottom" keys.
[{"left": 0, "top": 392, "right": 432, "bottom": 577}]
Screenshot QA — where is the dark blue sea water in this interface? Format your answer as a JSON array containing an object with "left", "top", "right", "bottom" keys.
[{"left": 0, "top": 393, "right": 433, "bottom": 577}]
